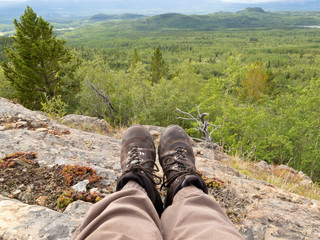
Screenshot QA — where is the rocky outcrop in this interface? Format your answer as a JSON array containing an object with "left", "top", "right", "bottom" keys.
[
  {"left": 60, "top": 114, "right": 110, "bottom": 134},
  {"left": 1, "top": 97, "right": 320, "bottom": 240},
  {"left": 0, "top": 98, "right": 121, "bottom": 172},
  {"left": 0, "top": 195, "right": 87, "bottom": 240}
]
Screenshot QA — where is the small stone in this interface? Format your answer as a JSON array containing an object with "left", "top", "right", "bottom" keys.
[
  {"left": 17, "top": 184, "right": 25, "bottom": 190},
  {"left": 36, "top": 196, "right": 48, "bottom": 206},
  {"left": 15, "top": 121, "right": 28, "bottom": 128},
  {"left": 90, "top": 188, "right": 99, "bottom": 194},
  {"left": 0, "top": 126, "right": 5, "bottom": 131},
  {"left": 90, "top": 166, "right": 115, "bottom": 180},
  {"left": 0, "top": 178, "right": 5, "bottom": 183},
  {"left": 71, "top": 180, "right": 89, "bottom": 192},
  {"left": 64, "top": 200, "right": 92, "bottom": 219},
  {"left": 20, "top": 192, "right": 32, "bottom": 202},
  {"left": 12, "top": 189, "right": 21, "bottom": 198},
  {"left": 35, "top": 128, "right": 48, "bottom": 132},
  {"left": 100, "top": 179, "right": 113, "bottom": 187},
  {"left": 1, "top": 192, "right": 10, "bottom": 197},
  {"left": 45, "top": 185, "right": 52, "bottom": 191},
  {"left": 255, "top": 161, "right": 271, "bottom": 171},
  {"left": 27, "top": 184, "right": 34, "bottom": 193}
]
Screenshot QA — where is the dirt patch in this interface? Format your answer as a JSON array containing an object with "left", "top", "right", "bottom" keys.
[{"left": 0, "top": 152, "right": 115, "bottom": 212}]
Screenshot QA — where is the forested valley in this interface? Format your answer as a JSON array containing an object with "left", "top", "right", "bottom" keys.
[{"left": 1, "top": 7, "right": 320, "bottom": 181}]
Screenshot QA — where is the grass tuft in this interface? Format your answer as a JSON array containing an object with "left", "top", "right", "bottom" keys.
[{"left": 228, "top": 155, "right": 320, "bottom": 201}]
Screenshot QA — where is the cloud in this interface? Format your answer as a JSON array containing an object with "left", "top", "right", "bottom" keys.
[{"left": 0, "top": 0, "right": 26, "bottom": 2}]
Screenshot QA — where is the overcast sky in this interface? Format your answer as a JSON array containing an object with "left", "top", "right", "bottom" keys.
[
  {"left": 221, "top": 0, "right": 313, "bottom": 2},
  {"left": 0, "top": 0, "right": 316, "bottom": 2}
]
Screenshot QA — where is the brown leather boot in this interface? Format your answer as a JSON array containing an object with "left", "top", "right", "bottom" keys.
[
  {"left": 158, "top": 125, "right": 208, "bottom": 208},
  {"left": 116, "top": 125, "right": 163, "bottom": 216}
]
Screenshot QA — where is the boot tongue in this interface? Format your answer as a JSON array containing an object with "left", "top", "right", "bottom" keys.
[{"left": 160, "top": 142, "right": 193, "bottom": 159}]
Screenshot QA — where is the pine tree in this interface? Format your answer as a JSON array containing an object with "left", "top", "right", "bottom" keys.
[
  {"left": 151, "top": 47, "right": 166, "bottom": 84},
  {"left": 1, "top": 6, "right": 80, "bottom": 109}
]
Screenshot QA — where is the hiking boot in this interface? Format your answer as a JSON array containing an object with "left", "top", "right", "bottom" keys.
[
  {"left": 116, "top": 125, "right": 163, "bottom": 216},
  {"left": 158, "top": 125, "right": 208, "bottom": 207}
]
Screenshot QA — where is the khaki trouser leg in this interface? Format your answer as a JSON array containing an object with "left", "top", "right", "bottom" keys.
[
  {"left": 161, "top": 186, "right": 244, "bottom": 240},
  {"left": 72, "top": 181, "right": 163, "bottom": 240}
]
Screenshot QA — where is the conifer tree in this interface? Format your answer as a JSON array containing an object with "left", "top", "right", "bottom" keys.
[
  {"left": 151, "top": 47, "right": 166, "bottom": 84},
  {"left": 1, "top": 6, "right": 80, "bottom": 109}
]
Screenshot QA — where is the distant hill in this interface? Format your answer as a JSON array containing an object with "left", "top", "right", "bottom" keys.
[
  {"left": 0, "top": 0, "right": 319, "bottom": 21},
  {"left": 89, "top": 13, "right": 146, "bottom": 21},
  {"left": 132, "top": 10, "right": 320, "bottom": 30},
  {"left": 59, "top": 10, "right": 320, "bottom": 49},
  {"left": 0, "top": 37, "right": 13, "bottom": 62},
  {"left": 238, "top": 7, "right": 266, "bottom": 14},
  {"left": 138, "top": 13, "right": 202, "bottom": 29}
]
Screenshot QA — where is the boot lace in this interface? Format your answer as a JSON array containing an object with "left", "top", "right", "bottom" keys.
[
  {"left": 160, "top": 147, "right": 199, "bottom": 190},
  {"left": 124, "top": 146, "right": 162, "bottom": 185}
]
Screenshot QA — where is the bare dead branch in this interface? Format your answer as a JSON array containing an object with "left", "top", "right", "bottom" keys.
[
  {"left": 176, "top": 105, "right": 220, "bottom": 147},
  {"left": 176, "top": 117, "right": 199, "bottom": 121},
  {"left": 87, "top": 79, "right": 116, "bottom": 121},
  {"left": 92, "top": 109, "right": 105, "bottom": 119},
  {"left": 239, "top": 144, "right": 256, "bottom": 161},
  {"left": 176, "top": 108, "right": 200, "bottom": 123},
  {"left": 191, "top": 137, "right": 206, "bottom": 142}
]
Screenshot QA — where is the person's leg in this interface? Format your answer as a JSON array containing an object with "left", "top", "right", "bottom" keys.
[
  {"left": 158, "top": 125, "right": 244, "bottom": 240},
  {"left": 161, "top": 186, "right": 244, "bottom": 240},
  {"left": 73, "top": 125, "right": 164, "bottom": 240},
  {"left": 73, "top": 181, "right": 163, "bottom": 240}
]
